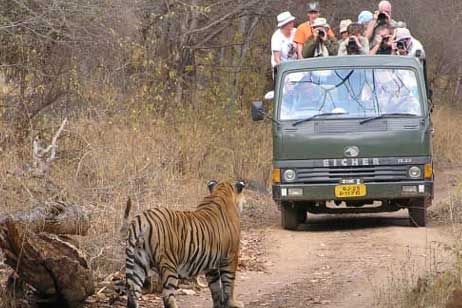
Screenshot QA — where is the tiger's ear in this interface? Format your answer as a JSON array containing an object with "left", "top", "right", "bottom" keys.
[
  {"left": 235, "top": 180, "right": 246, "bottom": 194},
  {"left": 207, "top": 180, "right": 218, "bottom": 193}
]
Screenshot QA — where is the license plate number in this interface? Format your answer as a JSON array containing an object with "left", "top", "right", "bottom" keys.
[{"left": 335, "top": 184, "right": 367, "bottom": 198}]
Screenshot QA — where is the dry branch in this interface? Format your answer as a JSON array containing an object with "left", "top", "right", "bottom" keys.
[{"left": 32, "top": 118, "right": 67, "bottom": 176}]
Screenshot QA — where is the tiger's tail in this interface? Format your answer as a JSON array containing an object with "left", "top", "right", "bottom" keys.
[{"left": 120, "top": 197, "right": 132, "bottom": 239}]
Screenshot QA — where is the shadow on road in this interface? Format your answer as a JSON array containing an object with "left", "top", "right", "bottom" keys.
[{"left": 298, "top": 211, "right": 411, "bottom": 232}]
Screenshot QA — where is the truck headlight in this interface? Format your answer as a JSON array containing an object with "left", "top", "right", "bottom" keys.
[
  {"left": 283, "top": 169, "right": 296, "bottom": 182},
  {"left": 409, "top": 166, "right": 421, "bottom": 178}
]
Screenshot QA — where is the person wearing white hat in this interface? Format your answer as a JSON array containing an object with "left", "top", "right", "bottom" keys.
[
  {"left": 271, "top": 11, "right": 297, "bottom": 68},
  {"left": 339, "top": 19, "right": 352, "bottom": 42},
  {"left": 302, "top": 17, "right": 338, "bottom": 58},
  {"left": 393, "top": 28, "right": 425, "bottom": 61}
]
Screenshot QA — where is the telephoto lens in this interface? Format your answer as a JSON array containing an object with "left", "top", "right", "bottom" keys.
[
  {"left": 347, "top": 37, "right": 360, "bottom": 54},
  {"left": 377, "top": 12, "right": 387, "bottom": 24},
  {"left": 348, "top": 38, "right": 356, "bottom": 49}
]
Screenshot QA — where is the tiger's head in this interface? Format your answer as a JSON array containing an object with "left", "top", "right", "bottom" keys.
[{"left": 207, "top": 180, "right": 246, "bottom": 212}]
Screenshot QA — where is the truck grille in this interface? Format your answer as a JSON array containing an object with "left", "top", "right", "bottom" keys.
[{"left": 294, "top": 165, "right": 411, "bottom": 184}]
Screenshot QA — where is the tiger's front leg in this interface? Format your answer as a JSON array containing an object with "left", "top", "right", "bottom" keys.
[
  {"left": 220, "top": 260, "right": 244, "bottom": 308},
  {"left": 206, "top": 269, "right": 224, "bottom": 308},
  {"left": 160, "top": 265, "right": 180, "bottom": 308}
]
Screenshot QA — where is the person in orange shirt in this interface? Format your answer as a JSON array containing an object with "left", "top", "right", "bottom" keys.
[{"left": 293, "top": 2, "right": 335, "bottom": 59}]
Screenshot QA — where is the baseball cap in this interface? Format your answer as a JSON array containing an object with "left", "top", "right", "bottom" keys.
[
  {"left": 358, "top": 10, "right": 373, "bottom": 24},
  {"left": 307, "top": 2, "right": 320, "bottom": 12}
]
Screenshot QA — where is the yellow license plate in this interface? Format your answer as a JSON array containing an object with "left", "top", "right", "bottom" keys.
[{"left": 335, "top": 184, "right": 367, "bottom": 198}]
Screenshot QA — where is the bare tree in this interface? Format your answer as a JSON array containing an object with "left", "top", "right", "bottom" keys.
[{"left": 0, "top": 0, "right": 137, "bottom": 140}]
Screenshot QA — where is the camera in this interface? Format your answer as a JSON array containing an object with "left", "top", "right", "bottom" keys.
[
  {"left": 377, "top": 35, "right": 392, "bottom": 54},
  {"left": 381, "top": 35, "right": 391, "bottom": 42},
  {"left": 396, "top": 40, "right": 406, "bottom": 50},
  {"left": 377, "top": 12, "right": 388, "bottom": 25},
  {"left": 347, "top": 37, "right": 360, "bottom": 54},
  {"left": 317, "top": 28, "right": 326, "bottom": 38}
]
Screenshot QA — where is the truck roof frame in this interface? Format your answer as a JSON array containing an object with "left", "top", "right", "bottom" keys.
[{"left": 277, "top": 55, "right": 423, "bottom": 74}]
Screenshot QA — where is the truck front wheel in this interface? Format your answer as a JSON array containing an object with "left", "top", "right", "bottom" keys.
[
  {"left": 281, "top": 202, "right": 306, "bottom": 230},
  {"left": 408, "top": 198, "right": 430, "bottom": 227}
]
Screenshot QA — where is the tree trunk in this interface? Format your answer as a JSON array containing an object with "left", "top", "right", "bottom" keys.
[{"left": 0, "top": 201, "right": 94, "bottom": 307}]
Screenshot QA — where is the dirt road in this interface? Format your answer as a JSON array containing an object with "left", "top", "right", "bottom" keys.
[{"left": 172, "top": 169, "right": 457, "bottom": 308}]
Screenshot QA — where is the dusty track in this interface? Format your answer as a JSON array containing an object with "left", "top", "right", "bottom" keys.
[{"left": 174, "top": 169, "right": 457, "bottom": 308}]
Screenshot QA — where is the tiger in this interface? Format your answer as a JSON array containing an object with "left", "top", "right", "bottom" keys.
[{"left": 121, "top": 180, "right": 246, "bottom": 308}]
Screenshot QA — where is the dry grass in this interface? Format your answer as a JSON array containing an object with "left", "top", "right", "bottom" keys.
[
  {"left": 2, "top": 98, "right": 462, "bottom": 306},
  {"left": 432, "top": 106, "right": 462, "bottom": 166},
  {"left": 375, "top": 243, "right": 461, "bottom": 308},
  {"left": 376, "top": 186, "right": 462, "bottom": 308},
  {"left": 0, "top": 106, "right": 272, "bottom": 281},
  {"left": 0, "top": 289, "right": 16, "bottom": 308},
  {"left": 365, "top": 105, "right": 462, "bottom": 308}
]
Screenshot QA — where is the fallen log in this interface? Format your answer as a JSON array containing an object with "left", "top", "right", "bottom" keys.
[
  {"left": 0, "top": 200, "right": 90, "bottom": 236},
  {"left": 0, "top": 201, "right": 95, "bottom": 307}
]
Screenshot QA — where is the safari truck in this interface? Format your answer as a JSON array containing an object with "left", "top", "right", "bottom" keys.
[{"left": 252, "top": 56, "right": 433, "bottom": 230}]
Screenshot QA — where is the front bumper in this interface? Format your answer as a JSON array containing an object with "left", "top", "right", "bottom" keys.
[{"left": 272, "top": 181, "right": 434, "bottom": 202}]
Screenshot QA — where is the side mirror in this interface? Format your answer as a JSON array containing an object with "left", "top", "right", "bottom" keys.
[
  {"left": 251, "top": 101, "right": 266, "bottom": 121},
  {"left": 264, "top": 91, "right": 274, "bottom": 100}
]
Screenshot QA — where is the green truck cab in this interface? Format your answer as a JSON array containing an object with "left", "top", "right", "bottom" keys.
[{"left": 252, "top": 56, "right": 433, "bottom": 230}]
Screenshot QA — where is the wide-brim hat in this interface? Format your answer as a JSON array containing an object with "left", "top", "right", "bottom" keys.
[
  {"left": 277, "top": 11, "right": 296, "bottom": 28},
  {"left": 311, "top": 17, "right": 329, "bottom": 28},
  {"left": 339, "top": 19, "right": 352, "bottom": 33},
  {"left": 394, "top": 27, "right": 412, "bottom": 41}
]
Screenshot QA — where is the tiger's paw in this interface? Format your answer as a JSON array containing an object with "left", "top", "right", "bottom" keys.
[
  {"left": 127, "top": 295, "right": 139, "bottom": 308},
  {"left": 163, "top": 294, "right": 179, "bottom": 308},
  {"left": 227, "top": 300, "right": 244, "bottom": 308}
]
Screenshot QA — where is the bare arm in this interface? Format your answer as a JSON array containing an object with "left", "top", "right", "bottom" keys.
[
  {"left": 369, "top": 44, "right": 380, "bottom": 55},
  {"left": 365, "top": 11, "right": 379, "bottom": 41},
  {"left": 273, "top": 51, "right": 282, "bottom": 65},
  {"left": 369, "top": 35, "right": 382, "bottom": 55}
]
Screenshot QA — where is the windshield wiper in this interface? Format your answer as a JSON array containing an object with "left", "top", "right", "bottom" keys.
[
  {"left": 359, "top": 113, "right": 418, "bottom": 125},
  {"left": 293, "top": 112, "right": 348, "bottom": 126}
]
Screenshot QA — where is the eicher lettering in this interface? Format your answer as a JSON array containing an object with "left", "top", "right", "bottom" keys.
[{"left": 323, "top": 158, "right": 380, "bottom": 167}]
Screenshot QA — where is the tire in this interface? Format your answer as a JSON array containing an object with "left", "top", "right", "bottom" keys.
[
  {"left": 281, "top": 202, "right": 306, "bottom": 230},
  {"left": 408, "top": 198, "right": 427, "bottom": 227}
]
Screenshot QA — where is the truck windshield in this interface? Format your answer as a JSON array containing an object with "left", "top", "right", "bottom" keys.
[{"left": 279, "top": 68, "right": 423, "bottom": 121}]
